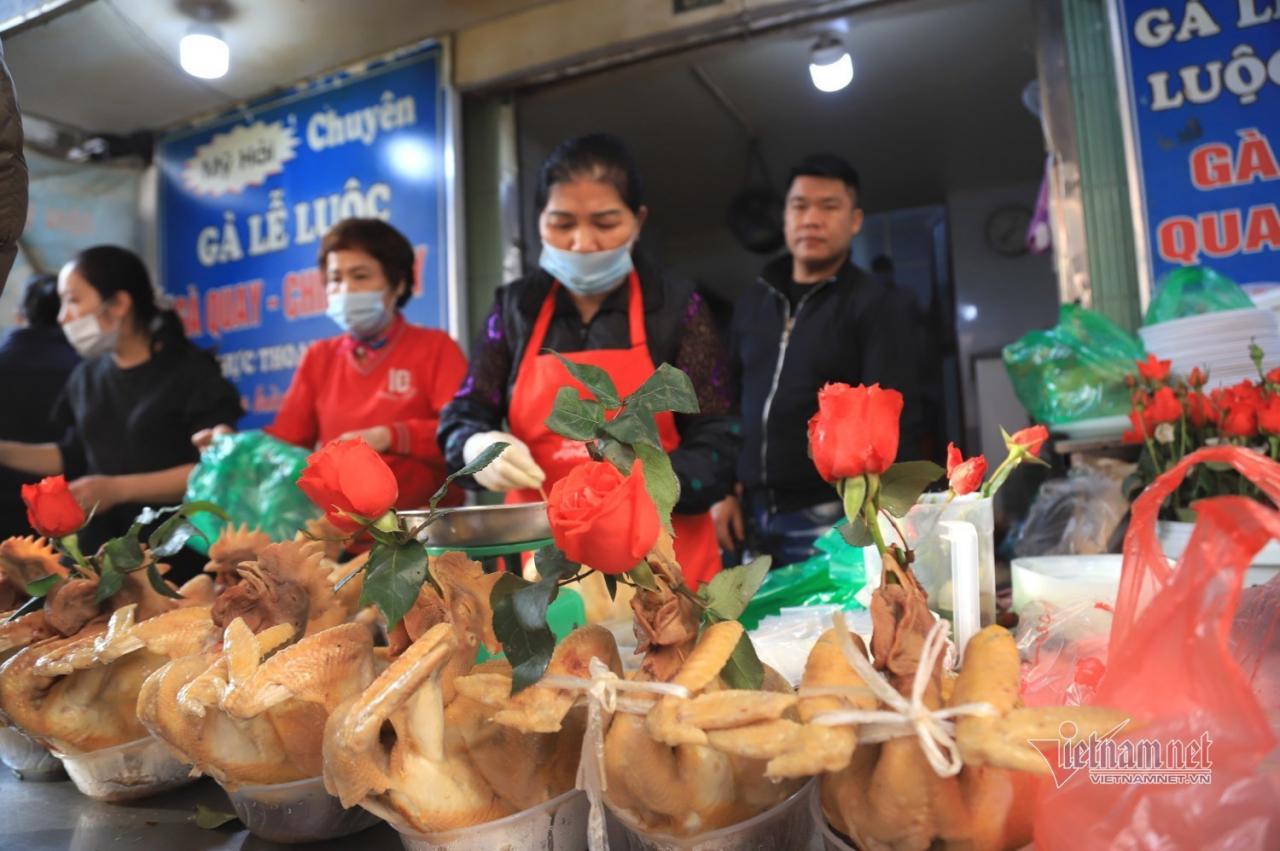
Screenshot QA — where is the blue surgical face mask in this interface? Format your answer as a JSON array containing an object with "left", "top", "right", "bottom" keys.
[
  {"left": 327, "top": 291, "right": 390, "bottom": 337},
  {"left": 539, "top": 241, "right": 634, "bottom": 296}
]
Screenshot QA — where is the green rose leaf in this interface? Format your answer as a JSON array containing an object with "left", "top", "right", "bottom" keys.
[
  {"left": 600, "top": 438, "right": 636, "bottom": 475},
  {"left": 147, "top": 502, "right": 231, "bottom": 558},
  {"left": 551, "top": 352, "right": 621, "bottom": 409},
  {"left": 840, "top": 476, "right": 868, "bottom": 523},
  {"left": 490, "top": 572, "right": 558, "bottom": 694},
  {"left": 699, "top": 555, "right": 771, "bottom": 622},
  {"left": 718, "top": 631, "right": 764, "bottom": 690},
  {"left": 546, "top": 386, "right": 606, "bottom": 441},
  {"left": 603, "top": 409, "right": 663, "bottom": 450},
  {"left": 604, "top": 573, "right": 618, "bottom": 600},
  {"left": 878, "top": 461, "right": 945, "bottom": 518},
  {"left": 429, "top": 441, "right": 510, "bottom": 510},
  {"left": 839, "top": 518, "right": 875, "bottom": 548},
  {"left": 6, "top": 595, "right": 43, "bottom": 623},
  {"left": 23, "top": 574, "right": 59, "bottom": 598},
  {"left": 634, "top": 442, "right": 679, "bottom": 536},
  {"left": 532, "top": 545, "right": 580, "bottom": 582},
  {"left": 146, "top": 562, "right": 183, "bottom": 600},
  {"left": 102, "top": 523, "right": 146, "bottom": 572},
  {"left": 625, "top": 363, "right": 701, "bottom": 416},
  {"left": 192, "top": 805, "right": 240, "bottom": 830},
  {"left": 359, "top": 541, "right": 430, "bottom": 629},
  {"left": 94, "top": 559, "right": 125, "bottom": 604}
]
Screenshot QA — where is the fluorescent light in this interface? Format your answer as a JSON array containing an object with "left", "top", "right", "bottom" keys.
[
  {"left": 809, "top": 37, "right": 853, "bottom": 93},
  {"left": 180, "top": 28, "right": 229, "bottom": 80}
]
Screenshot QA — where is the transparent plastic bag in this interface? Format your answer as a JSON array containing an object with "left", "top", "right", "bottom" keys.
[
  {"left": 1002, "top": 305, "right": 1144, "bottom": 425},
  {"left": 1034, "top": 446, "right": 1280, "bottom": 851},
  {"left": 1143, "top": 266, "right": 1253, "bottom": 326},
  {"left": 1015, "top": 599, "right": 1112, "bottom": 708},
  {"left": 183, "top": 430, "right": 320, "bottom": 554},
  {"left": 1013, "top": 469, "right": 1127, "bottom": 557}
]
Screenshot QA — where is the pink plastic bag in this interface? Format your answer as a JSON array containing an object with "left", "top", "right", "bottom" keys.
[{"left": 1035, "top": 447, "right": 1280, "bottom": 851}]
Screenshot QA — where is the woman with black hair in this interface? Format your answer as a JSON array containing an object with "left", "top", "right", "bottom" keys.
[
  {"left": 248, "top": 218, "right": 469, "bottom": 511},
  {"left": 438, "top": 133, "right": 739, "bottom": 587},
  {"left": 0, "top": 245, "right": 243, "bottom": 563}
]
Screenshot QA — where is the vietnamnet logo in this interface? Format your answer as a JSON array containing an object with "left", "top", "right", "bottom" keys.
[{"left": 1030, "top": 720, "right": 1213, "bottom": 788}]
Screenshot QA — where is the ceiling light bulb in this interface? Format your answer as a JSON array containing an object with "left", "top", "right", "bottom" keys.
[
  {"left": 180, "top": 26, "right": 229, "bottom": 80},
  {"left": 809, "top": 37, "right": 853, "bottom": 93}
]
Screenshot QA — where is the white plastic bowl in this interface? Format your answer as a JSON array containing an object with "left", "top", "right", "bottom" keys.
[
  {"left": 606, "top": 779, "right": 814, "bottom": 851},
  {"left": 809, "top": 784, "right": 857, "bottom": 851},
  {"left": 0, "top": 725, "right": 63, "bottom": 780},
  {"left": 225, "top": 775, "right": 380, "bottom": 843},
  {"left": 54, "top": 735, "right": 195, "bottom": 802},
  {"left": 393, "top": 788, "right": 589, "bottom": 851},
  {"left": 1011, "top": 555, "right": 1123, "bottom": 614},
  {"left": 1158, "top": 520, "right": 1280, "bottom": 587}
]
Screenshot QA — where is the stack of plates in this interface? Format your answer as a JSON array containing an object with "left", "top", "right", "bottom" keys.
[{"left": 1139, "top": 308, "right": 1280, "bottom": 387}]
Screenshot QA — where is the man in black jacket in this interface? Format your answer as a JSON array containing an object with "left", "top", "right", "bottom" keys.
[{"left": 714, "top": 154, "right": 922, "bottom": 567}]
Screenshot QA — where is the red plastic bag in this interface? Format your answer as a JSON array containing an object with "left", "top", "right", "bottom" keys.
[{"left": 1035, "top": 447, "right": 1280, "bottom": 850}]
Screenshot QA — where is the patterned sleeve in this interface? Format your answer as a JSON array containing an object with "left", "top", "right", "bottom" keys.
[{"left": 437, "top": 297, "right": 514, "bottom": 477}]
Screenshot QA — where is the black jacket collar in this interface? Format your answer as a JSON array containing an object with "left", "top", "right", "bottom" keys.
[{"left": 759, "top": 253, "right": 859, "bottom": 293}]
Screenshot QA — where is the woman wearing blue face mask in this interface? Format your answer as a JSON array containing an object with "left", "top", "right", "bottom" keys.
[
  {"left": 438, "top": 133, "right": 740, "bottom": 587},
  {"left": 0, "top": 245, "right": 243, "bottom": 576},
  {"left": 258, "top": 218, "right": 469, "bottom": 512}
]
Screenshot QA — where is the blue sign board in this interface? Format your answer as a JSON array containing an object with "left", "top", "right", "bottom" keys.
[
  {"left": 156, "top": 45, "right": 450, "bottom": 428},
  {"left": 1113, "top": 2, "right": 1280, "bottom": 291}
]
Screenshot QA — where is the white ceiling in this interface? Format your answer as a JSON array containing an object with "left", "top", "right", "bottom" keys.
[
  {"left": 3, "top": 0, "right": 556, "bottom": 133},
  {"left": 518, "top": 0, "right": 1045, "bottom": 225}
]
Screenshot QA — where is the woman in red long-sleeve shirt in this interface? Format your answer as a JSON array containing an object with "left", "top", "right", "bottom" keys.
[{"left": 266, "top": 218, "right": 467, "bottom": 510}]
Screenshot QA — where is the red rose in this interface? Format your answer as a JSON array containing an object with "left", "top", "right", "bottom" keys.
[
  {"left": 298, "top": 438, "right": 399, "bottom": 533},
  {"left": 1185, "top": 392, "right": 1218, "bottom": 429},
  {"left": 1259, "top": 395, "right": 1280, "bottom": 435},
  {"left": 1221, "top": 402, "right": 1258, "bottom": 438},
  {"left": 1136, "top": 354, "right": 1171, "bottom": 383},
  {"left": 21, "top": 476, "right": 86, "bottom": 539},
  {"left": 1187, "top": 367, "right": 1207, "bottom": 389},
  {"left": 1006, "top": 425, "right": 1049, "bottom": 458},
  {"left": 1121, "top": 409, "right": 1147, "bottom": 445},
  {"left": 807, "top": 383, "right": 903, "bottom": 482},
  {"left": 1268, "top": 368, "right": 1280, "bottom": 386},
  {"left": 547, "top": 459, "right": 659, "bottom": 575},
  {"left": 1144, "top": 386, "right": 1183, "bottom": 426},
  {"left": 945, "top": 443, "right": 987, "bottom": 496}
]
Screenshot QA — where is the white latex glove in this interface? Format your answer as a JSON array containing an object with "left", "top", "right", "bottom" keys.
[{"left": 463, "top": 431, "right": 546, "bottom": 492}]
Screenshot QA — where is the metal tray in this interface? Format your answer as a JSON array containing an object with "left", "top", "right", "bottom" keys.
[{"left": 401, "top": 502, "right": 551, "bottom": 548}]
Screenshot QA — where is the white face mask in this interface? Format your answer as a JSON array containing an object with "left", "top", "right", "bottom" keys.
[
  {"left": 62, "top": 310, "right": 118, "bottom": 358},
  {"left": 326, "top": 290, "right": 391, "bottom": 338}
]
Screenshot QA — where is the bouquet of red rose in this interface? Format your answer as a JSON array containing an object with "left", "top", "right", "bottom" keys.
[{"left": 1121, "top": 347, "right": 1276, "bottom": 519}]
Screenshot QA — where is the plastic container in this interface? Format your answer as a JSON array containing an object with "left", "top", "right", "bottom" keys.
[
  {"left": 55, "top": 735, "right": 195, "bottom": 802},
  {"left": 607, "top": 779, "right": 815, "bottom": 851},
  {"left": 225, "top": 775, "right": 380, "bottom": 843},
  {"left": 1010, "top": 554, "right": 1123, "bottom": 614},
  {"left": 809, "top": 785, "right": 858, "bottom": 851},
  {"left": 0, "top": 726, "right": 63, "bottom": 780},
  {"left": 393, "top": 788, "right": 589, "bottom": 851}
]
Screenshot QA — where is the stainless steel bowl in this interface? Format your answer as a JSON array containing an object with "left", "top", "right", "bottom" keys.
[{"left": 402, "top": 502, "right": 552, "bottom": 548}]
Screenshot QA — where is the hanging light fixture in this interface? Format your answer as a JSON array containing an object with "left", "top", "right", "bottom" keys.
[
  {"left": 809, "top": 34, "right": 853, "bottom": 93},
  {"left": 180, "top": 23, "right": 229, "bottom": 79}
]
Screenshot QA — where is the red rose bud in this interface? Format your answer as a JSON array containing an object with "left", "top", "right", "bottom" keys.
[
  {"left": 807, "top": 383, "right": 903, "bottom": 483},
  {"left": 1187, "top": 367, "right": 1207, "bottom": 389},
  {"left": 945, "top": 443, "right": 987, "bottom": 496},
  {"left": 1268, "top": 368, "right": 1280, "bottom": 386},
  {"left": 1121, "top": 409, "right": 1148, "bottom": 445},
  {"left": 20, "top": 476, "right": 86, "bottom": 539},
  {"left": 1146, "top": 386, "right": 1183, "bottom": 425},
  {"left": 1136, "top": 354, "right": 1172, "bottom": 383},
  {"left": 1259, "top": 395, "right": 1280, "bottom": 435},
  {"left": 298, "top": 438, "right": 399, "bottom": 533},
  {"left": 1185, "top": 392, "right": 1219, "bottom": 429},
  {"left": 547, "top": 459, "right": 659, "bottom": 575},
  {"left": 1006, "top": 425, "right": 1049, "bottom": 458}
]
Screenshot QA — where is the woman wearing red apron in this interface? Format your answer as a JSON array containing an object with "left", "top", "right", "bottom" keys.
[{"left": 438, "top": 134, "right": 739, "bottom": 588}]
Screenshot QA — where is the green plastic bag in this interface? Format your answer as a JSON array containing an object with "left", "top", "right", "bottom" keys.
[
  {"left": 1002, "top": 305, "right": 1145, "bottom": 426},
  {"left": 739, "top": 523, "right": 868, "bottom": 630},
  {"left": 183, "top": 430, "right": 320, "bottom": 555},
  {"left": 1144, "top": 266, "right": 1253, "bottom": 326}
]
